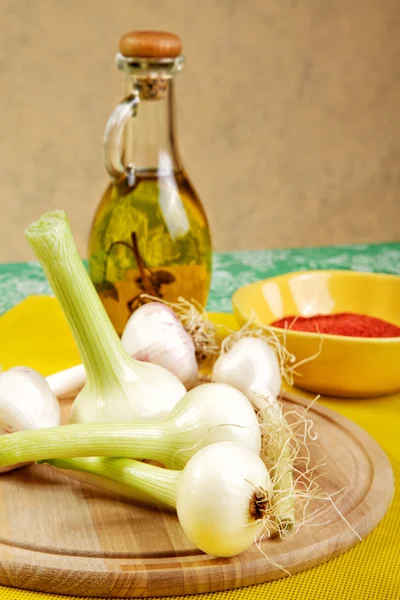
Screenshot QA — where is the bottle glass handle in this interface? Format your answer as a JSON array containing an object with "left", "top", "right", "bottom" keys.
[{"left": 104, "top": 92, "right": 140, "bottom": 183}]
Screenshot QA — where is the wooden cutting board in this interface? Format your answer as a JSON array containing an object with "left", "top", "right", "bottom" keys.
[{"left": 0, "top": 392, "right": 394, "bottom": 598}]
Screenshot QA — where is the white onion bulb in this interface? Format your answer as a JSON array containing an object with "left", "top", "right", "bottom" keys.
[{"left": 176, "top": 442, "right": 271, "bottom": 556}]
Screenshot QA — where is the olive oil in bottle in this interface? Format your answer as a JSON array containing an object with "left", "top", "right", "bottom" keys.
[{"left": 88, "top": 31, "right": 212, "bottom": 335}]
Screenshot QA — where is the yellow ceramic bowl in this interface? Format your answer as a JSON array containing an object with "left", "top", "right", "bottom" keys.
[{"left": 232, "top": 270, "right": 400, "bottom": 398}]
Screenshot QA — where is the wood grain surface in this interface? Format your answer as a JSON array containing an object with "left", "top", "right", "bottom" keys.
[{"left": 0, "top": 392, "right": 394, "bottom": 597}]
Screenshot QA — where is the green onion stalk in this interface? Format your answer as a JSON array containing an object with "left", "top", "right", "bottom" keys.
[{"left": 25, "top": 211, "right": 186, "bottom": 424}]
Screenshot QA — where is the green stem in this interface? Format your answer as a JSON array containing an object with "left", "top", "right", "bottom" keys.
[
  {"left": 46, "top": 457, "right": 179, "bottom": 509},
  {"left": 25, "top": 211, "right": 132, "bottom": 388},
  {"left": 0, "top": 422, "right": 186, "bottom": 469}
]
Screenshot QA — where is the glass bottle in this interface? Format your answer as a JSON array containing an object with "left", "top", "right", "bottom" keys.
[{"left": 88, "top": 31, "right": 212, "bottom": 335}]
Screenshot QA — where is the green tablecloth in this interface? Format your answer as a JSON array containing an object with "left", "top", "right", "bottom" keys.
[{"left": 1, "top": 241, "right": 399, "bottom": 315}]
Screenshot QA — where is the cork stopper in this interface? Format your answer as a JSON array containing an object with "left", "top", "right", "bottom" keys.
[{"left": 119, "top": 31, "right": 182, "bottom": 59}]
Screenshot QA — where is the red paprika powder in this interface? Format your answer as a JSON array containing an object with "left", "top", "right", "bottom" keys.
[{"left": 271, "top": 312, "right": 400, "bottom": 338}]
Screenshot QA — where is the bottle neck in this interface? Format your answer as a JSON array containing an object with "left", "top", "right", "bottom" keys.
[{"left": 124, "top": 77, "right": 182, "bottom": 177}]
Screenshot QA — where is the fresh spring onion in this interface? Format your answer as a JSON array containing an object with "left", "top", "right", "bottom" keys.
[
  {"left": 0, "top": 383, "right": 261, "bottom": 470},
  {"left": 212, "top": 336, "right": 295, "bottom": 534},
  {"left": 0, "top": 367, "right": 60, "bottom": 472},
  {"left": 25, "top": 211, "right": 186, "bottom": 423},
  {"left": 46, "top": 301, "right": 198, "bottom": 397},
  {"left": 44, "top": 442, "right": 273, "bottom": 557}
]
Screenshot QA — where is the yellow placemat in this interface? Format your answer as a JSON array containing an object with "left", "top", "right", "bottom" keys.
[
  {"left": 0, "top": 296, "right": 81, "bottom": 376},
  {"left": 0, "top": 297, "right": 398, "bottom": 600}
]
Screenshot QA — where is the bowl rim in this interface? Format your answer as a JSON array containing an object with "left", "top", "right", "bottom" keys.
[{"left": 232, "top": 269, "right": 400, "bottom": 345}]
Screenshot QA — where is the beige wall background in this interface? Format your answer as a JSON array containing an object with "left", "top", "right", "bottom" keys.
[{"left": 1, "top": 0, "right": 399, "bottom": 262}]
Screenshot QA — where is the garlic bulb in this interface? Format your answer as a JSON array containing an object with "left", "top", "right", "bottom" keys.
[
  {"left": 0, "top": 366, "right": 60, "bottom": 472},
  {"left": 212, "top": 337, "right": 282, "bottom": 411},
  {"left": 121, "top": 302, "right": 198, "bottom": 388}
]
